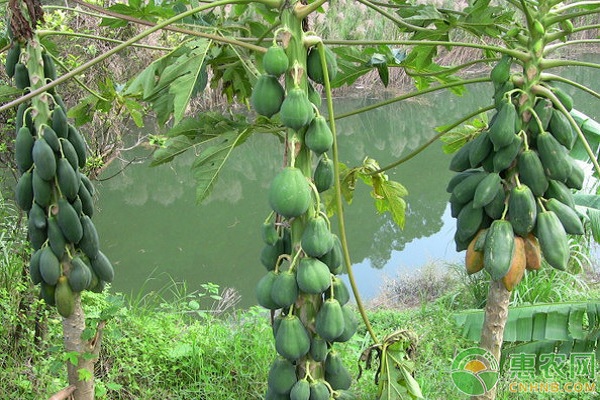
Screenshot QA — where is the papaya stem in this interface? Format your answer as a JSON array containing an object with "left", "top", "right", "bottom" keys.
[
  {"left": 540, "top": 72, "right": 600, "bottom": 100},
  {"left": 540, "top": 58, "right": 600, "bottom": 71},
  {"left": 528, "top": 106, "right": 546, "bottom": 138},
  {"left": 317, "top": 41, "right": 378, "bottom": 344},
  {"left": 335, "top": 77, "right": 490, "bottom": 121}
]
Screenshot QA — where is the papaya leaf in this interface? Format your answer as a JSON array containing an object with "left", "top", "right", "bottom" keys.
[
  {"left": 574, "top": 194, "right": 600, "bottom": 243},
  {"left": 570, "top": 109, "right": 600, "bottom": 162},
  {"left": 125, "top": 38, "right": 211, "bottom": 125},
  {"left": 374, "top": 330, "right": 422, "bottom": 400},
  {"left": 331, "top": 46, "right": 376, "bottom": 88},
  {"left": 0, "top": 84, "right": 22, "bottom": 102},
  {"left": 191, "top": 127, "right": 251, "bottom": 203},
  {"left": 373, "top": 179, "right": 408, "bottom": 229},
  {"left": 150, "top": 113, "right": 252, "bottom": 203}
]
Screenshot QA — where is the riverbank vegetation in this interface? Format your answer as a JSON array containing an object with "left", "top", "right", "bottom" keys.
[{"left": 2, "top": 187, "right": 598, "bottom": 399}]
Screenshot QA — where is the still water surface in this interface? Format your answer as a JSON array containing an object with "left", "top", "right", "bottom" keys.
[{"left": 94, "top": 56, "right": 600, "bottom": 308}]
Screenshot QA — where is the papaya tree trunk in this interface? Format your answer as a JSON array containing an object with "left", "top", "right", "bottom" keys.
[
  {"left": 474, "top": 280, "right": 511, "bottom": 400},
  {"left": 61, "top": 295, "right": 103, "bottom": 400}
]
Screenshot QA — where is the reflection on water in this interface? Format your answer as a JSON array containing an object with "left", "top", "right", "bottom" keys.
[{"left": 94, "top": 57, "right": 600, "bottom": 307}]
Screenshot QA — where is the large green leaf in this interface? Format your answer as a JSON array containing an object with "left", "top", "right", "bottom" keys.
[
  {"left": 126, "top": 38, "right": 211, "bottom": 125},
  {"left": 150, "top": 112, "right": 252, "bottom": 203},
  {"left": 569, "top": 109, "right": 600, "bottom": 162},
  {"left": 574, "top": 193, "right": 600, "bottom": 243},
  {"left": 455, "top": 302, "right": 600, "bottom": 343}
]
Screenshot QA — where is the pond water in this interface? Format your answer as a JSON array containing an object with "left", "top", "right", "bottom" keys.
[{"left": 93, "top": 54, "right": 600, "bottom": 309}]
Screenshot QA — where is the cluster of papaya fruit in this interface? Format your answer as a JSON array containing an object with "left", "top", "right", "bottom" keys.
[
  {"left": 7, "top": 39, "right": 113, "bottom": 317},
  {"left": 449, "top": 55, "right": 584, "bottom": 291},
  {"left": 252, "top": 41, "right": 355, "bottom": 400}
]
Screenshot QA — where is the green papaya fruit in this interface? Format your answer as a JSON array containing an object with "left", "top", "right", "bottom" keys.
[
  {"left": 57, "top": 158, "right": 80, "bottom": 201},
  {"left": 67, "top": 125, "right": 87, "bottom": 169},
  {"left": 483, "top": 199, "right": 505, "bottom": 228},
  {"left": 319, "top": 234, "right": 343, "bottom": 274},
  {"left": 324, "top": 351, "right": 352, "bottom": 390},
  {"left": 517, "top": 150, "right": 548, "bottom": 196},
  {"left": 446, "top": 170, "right": 480, "bottom": 194},
  {"left": 310, "top": 334, "right": 328, "bottom": 362},
  {"left": 15, "top": 170, "right": 33, "bottom": 211},
  {"left": 40, "top": 282, "right": 56, "bottom": 306},
  {"left": 78, "top": 183, "right": 94, "bottom": 217},
  {"left": 268, "top": 167, "right": 312, "bottom": 219},
  {"left": 449, "top": 140, "right": 475, "bottom": 172},
  {"left": 47, "top": 216, "right": 67, "bottom": 259},
  {"left": 483, "top": 220, "right": 515, "bottom": 281},
  {"left": 314, "top": 156, "right": 334, "bottom": 192},
  {"left": 296, "top": 257, "right": 331, "bottom": 294},
  {"left": 456, "top": 201, "right": 485, "bottom": 243},
  {"left": 39, "top": 246, "right": 61, "bottom": 285},
  {"left": 79, "top": 173, "right": 95, "bottom": 196},
  {"left": 290, "top": 379, "right": 310, "bottom": 400},
  {"left": 489, "top": 101, "right": 518, "bottom": 150},
  {"left": 90, "top": 251, "right": 114, "bottom": 283},
  {"left": 536, "top": 131, "right": 572, "bottom": 182},
  {"left": 490, "top": 55, "right": 512, "bottom": 85},
  {"left": 52, "top": 107, "right": 68, "bottom": 139},
  {"left": 251, "top": 75, "right": 285, "bottom": 118},
  {"left": 256, "top": 271, "right": 279, "bottom": 309},
  {"left": 15, "top": 126, "right": 34, "bottom": 173},
  {"left": 28, "top": 214, "right": 47, "bottom": 250},
  {"left": 507, "top": 185, "right": 537, "bottom": 236},
  {"left": 469, "top": 132, "right": 493, "bottom": 168},
  {"left": 261, "top": 238, "right": 285, "bottom": 271},
  {"left": 548, "top": 109, "right": 575, "bottom": 149},
  {"left": 307, "top": 46, "right": 337, "bottom": 84},
  {"left": 308, "top": 380, "right": 330, "bottom": 400},
  {"left": 29, "top": 248, "right": 43, "bottom": 285},
  {"left": 545, "top": 180, "right": 575, "bottom": 209},
  {"left": 280, "top": 87, "right": 314, "bottom": 131},
  {"left": 5, "top": 42, "right": 20, "bottom": 78},
  {"left": 262, "top": 219, "right": 279, "bottom": 246},
  {"left": 308, "top": 82, "right": 322, "bottom": 107},
  {"left": 32, "top": 138, "right": 57, "bottom": 181},
  {"left": 267, "top": 357, "right": 297, "bottom": 395},
  {"left": 78, "top": 215, "right": 100, "bottom": 259},
  {"left": 59, "top": 138, "right": 79, "bottom": 172},
  {"left": 32, "top": 170, "right": 53, "bottom": 207},
  {"left": 57, "top": 198, "right": 83, "bottom": 243},
  {"left": 552, "top": 86, "right": 573, "bottom": 112},
  {"left": 473, "top": 172, "right": 502, "bottom": 208},
  {"left": 324, "top": 276, "right": 350, "bottom": 305},
  {"left": 565, "top": 157, "right": 584, "bottom": 190},
  {"left": 41, "top": 126, "right": 61, "bottom": 152},
  {"left": 528, "top": 97, "right": 553, "bottom": 138},
  {"left": 493, "top": 134, "right": 522, "bottom": 172},
  {"left": 55, "top": 276, "right": 75, "bottom": 318},
  {"left": 263, "top": 45, "right": 289, "bottom": 76},
  {"left": 335, "top": 305, "right": 358, "bottom": 342},
  {"left": 271, "top": 269, "right": 299, "bottom": 308},
  {"left": 14, "top": 63, "right": 30, "bottom": 90},
  {"left": 451, "top": 171, "right": 487, "bottom": 204},
  {"left": 544, "top": 198, "right": 584, "bottom": 235},
  {"left": 301, "top": 215, "right": 334, "bottom": 257},
  {"left": 275, "top": 314, "right": 310, "bottom": 361},
  {"left": 305, "top": 115, "right": 333, "bottom": 155},
  {"left": 535, "top": 211, "right": 569, "bottom": 270},
  {"left": 68, "top": 256, "right": 92, "bottom": 292},
  {"left": 42, "top": 52, "right": 57, "bottom": 82},
  {"left": 315, "top": 298, "right": 344, "bottom": 342}
]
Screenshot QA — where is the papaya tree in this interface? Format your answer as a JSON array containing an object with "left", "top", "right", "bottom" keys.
[
  {"left": 3, "top": 0, "right": 600, "bottom": 399},
  {"left": 5, "top": 1, "right": 115, "bottom": 399}
]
